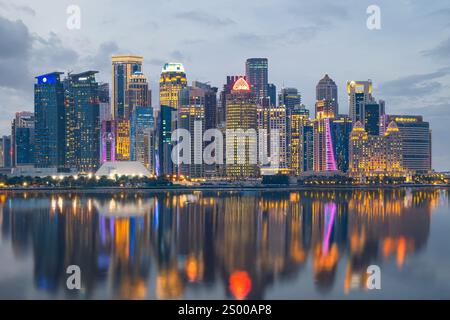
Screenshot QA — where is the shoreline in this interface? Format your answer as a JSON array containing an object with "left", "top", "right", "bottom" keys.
[{"left": 0, "top": 183, "right": 448, "bottom": 194}]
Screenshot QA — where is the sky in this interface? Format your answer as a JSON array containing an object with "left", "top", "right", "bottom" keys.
[{"left": 0, "top": 0, "right": 449, "bottom": 170}]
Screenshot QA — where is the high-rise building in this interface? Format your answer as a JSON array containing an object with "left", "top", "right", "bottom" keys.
[
  {"left": 111, "top": 55, "right": 143, "bottom": 120},
  {"left": 159, "top": 62, "right": 187, "bottom": 109},
  {"left": 11, "top": 112, "right": 34, "bottom": 167},
  {"left": 362, "top": 101, "right": 384, "bottom": 136},
  {"left": 268, "top": 83, "right": 276, "bottom": 107},
  {"left": 127, "top": 71, "right": 151, "bottom": 117},
  {"left": 312, "top": 117, "right": 338, "bottom": 172},
  {"left": 100, "top": 120, "right": 116, "bottom": 164},
  {"left": 130, "top": 106, "right": 154, "bottom": 168},
  {"left": 0, "top": 136, "right": 12, "bottom": 168},
  {"left": 192, "top": 81, "right": 218, "bottom": 131},
  {"left": 347, "top": 80, "right": 373, "bottom": 123},
  {"left": 115, "top": 120, "right": 130, "bottom": 161},
  {"left": 286, "top": 105, "right": 310, "bottom": 175},
  {"left": 178, "top": 86, "right": 206, "bottom": 178},
  {"left": 219, "top": 76, "right": 246, "bottom": 127},
  {"left": 64, "top": 71, "right": 100, "bottom": 172},
  {"left": 330, "top": 116, "right": 352, "bottom": 173},
  {"left": 386, "top": 115, "right": 432, "bottom": 174},
  {"left": 225, "top": 77, "right": 258, "bottom": 179},
  {"left": 268, "top": 106, "right": 287, "bottom": 172},
  {"left": 245, "top": 58, "right": 268, "bottom": 106},
  {"left": 316, "top": 74, "right": 338, "bottom": 118},
  {"left": 279, "top": 87, "right": 301, "bottom": 114},
  {"left": 34, "top": 72, "right": 66, "bottom": 168},
  {"left": 349, "top": 121, "right": 405, "bottom": 180},
  {"left": 158, "top": 105, "right": 176, "bottom": 176}
]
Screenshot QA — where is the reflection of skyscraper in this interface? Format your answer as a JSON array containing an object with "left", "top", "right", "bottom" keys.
[
  {"left": 34, "top": 72, "right": 66, "bottom": 168},
  {"left": 111, "top": 55, "right": 144, "bottom": 120}
]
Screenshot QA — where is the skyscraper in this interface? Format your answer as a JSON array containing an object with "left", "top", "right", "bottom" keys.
[
  {"left": 159, "top": 62, "right": 187, "bottom": 109},
  {"left": 98, "top": 82, "right": 111, "bottom": 122},
  {"left": 267, "top": 83, "right": 277, "bottom": 107},
  {"left": 386, "top": 115, "right": 432, "bottom": 174},
  {"left": 362, "top": 101, "right": 383, "bottom": 136},
  {"left": 330, "top": 116, "right": 352, "bottom": 173},
  {"left": 245, "top": 58, "right": 269, "bottom": 106},
  {"left": 316, "top": 74, "right": 338, "bottom": 118},
  {"left": 64, "top": 71, "right": 100, "bottom": 172},
  {"left": 11, "top": 112, "right": 34, "bottom": 167},
  {"left": 126, "top": 71, "right": 151, "bottom": 117},
  {"left": 130, "top": 106, "right": 154, "bottom": 168},
  {"left": 100, "top": 120, "right": 116, "bottom": 164},
  {"left": 158, "top": 105, "right": 176, "bottom": 176},
  {"left": 192, "top": 81, "right": 218, "bottom": 131},
  {"left": 34, "top": 72, "right": 66, "bottom": 168},
  {"left": 286, "top": 105, "right": 310, "bottom": 175},
  {"left": 111, "top": 55, "right": 143, "bottom": 120},
  {"left": 178, "top": 86, "right": 206, "bottom": 178},
  {"left": 218, "top": 76, "right": 245, "bottom": 127},
  {"left": 347, "top": 80, "right": 373, "bottom": 123},
  {"left": 225, "top": 77, "right": 258, "bottom": 179},
  {"left": 115, "top": 120, "right": 131, "bottom": 161},
  {"left": 0, "top": 136, "right": 12, "bottom": 168},
  {"left": 312, "top": 117, "right": 338, "bottom": 172},
  {"left": 279, "top": 87, "right": 301, "bottom": 114}
]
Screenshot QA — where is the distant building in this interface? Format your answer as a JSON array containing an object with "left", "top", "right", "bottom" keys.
[
  {"left": 279, "top": 87, "right": 301, "bottom": 114},
  {"left": 386, "top": 115, "right": 432, "bottom": 174},
  {"left": 115, "top": 119, "right": 131, "bottom": 161},
  {"left": 192, "top": 81, "right": 218, "bottom": 131},
  {"left": 330, "top": 116, "right": 352, "bottom": 173},
  {"left": 362, "top": 101, "right": 384, "bottom": 136},
  {"left": 267, "top": 83, "right": 277, "bottom": 107},
  {"left": 0, "top": 135, "right": 12, "bottom": 168},
  {"left": 225, "top": 77, "right": 258, "bottom": 179},
  {"left": 268, "top": 106, "right": 287, "bottom": 172},
  {"left": 245, "top": 58, "right": 269, "bottom": 106},
  {"left": 11, "top": 112, "right": 34, "bottom": 167},
  {"left": 158, "top": 105, "right": 176, "bottom": 176},
  {"left": 219, "top": 76, "right": 246, "bottom": 127},
  {"left": 34, "top": 72, "right": 66, "bottom": 168},
  {"left": 286, "top": 104, "right": 310, "bottom": 175}
]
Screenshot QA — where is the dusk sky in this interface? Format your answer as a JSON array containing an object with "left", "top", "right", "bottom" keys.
[{"left": 0, "top": 0, "right": 449, "bottom": 170}]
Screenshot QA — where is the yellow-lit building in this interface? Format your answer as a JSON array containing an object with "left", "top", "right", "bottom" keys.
[
  {"left": 159, "top": 62, "right": 187, "bottom": 109},
  {"left": 287, "top": 105, "right": 311, "bottom": 175},
  {"left": 115, "top": 120, "right": 130, "bottom": 161},
  {"left": 225, "top": 77, "right": 258, "bottom": 179},
  {"left": 349, "top": 121, "right": 406, "bottom": 181}
]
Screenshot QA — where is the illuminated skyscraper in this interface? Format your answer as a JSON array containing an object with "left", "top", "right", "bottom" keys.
[
  {"left": 159, "top": 62, "right": 187, "bottom": 109},
  {"left": 127, "top": 71, "right": 151, "bottom": 117},
  {"left": 219, "top": 76, "right": 245, "bottom": 127},
  {"left": 330, "top": 116, "right": 352, "bottom": 173},
  {"left": 347, "top": 80, "right": 373, "bottom": 123},
  {"left": 34, "top": 72, "right": 66, "bottom": 168},
  {"left": 178, "top": 86, "right": 206, "bottom": 178},
  {"left": 225, "top": 77, "right": 258, "bottom": 179},
  {"left": 286, "top": 105, "right": 310, "bottom": 175},
  {"left": 316, "top": 74, "right": 338, "bottom": 118},
  {"left": 111, "top": 55, "right": 144, "bottom": 120},
  {"left": 268, "top": 106, "right": 287, "bottom": 172},
  {"left": 11, "top": 112, "right": 34, "bottom": 167},
  {"left": 192, "top": 81, "right": 218, "bottom": 131},
  {"left": 313, "top": 117, "right": 337, "bottom": 172},
  {"left": 386, "top": 115, "right": 432, "bottom": 174},
  {"left": 98, "top": 82, "right": 111, "bottom": 122},
  {"left": 245, "top": 58, "right": 269, "bottom": 107},
  {"left": 64, "top": 71, "right": 100, "bottom": 172},
  {"left": 0, "top": 135, "right": 11, "bottom": 168}
]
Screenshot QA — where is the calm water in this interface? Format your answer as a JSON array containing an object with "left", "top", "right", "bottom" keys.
[{"left": 0, "top": 188, "right": 450, "bottom": 300}]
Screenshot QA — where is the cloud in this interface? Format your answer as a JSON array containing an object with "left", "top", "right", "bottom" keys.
[
  {"left": 148, "top": 58, "right": 166, "bottom": 67},
  {"left": 422, "top": 37, "right": 450, "bottom": 60},
  {"left": 378, "top": 68, "right": 450, "bottom": 98},
  {"left": 0, "top": 2, "right": 35, "bottom": 16},
  {"left": 170, "top": 50, "right": 189, "bottom": 62},
  {"left": 175, "top": 10, "right": 235, "bottom": 27}
]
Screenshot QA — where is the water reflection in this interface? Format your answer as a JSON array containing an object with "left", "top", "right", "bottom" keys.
[{"left": 0, "top": 189, "right": 448, "bottom": 299}]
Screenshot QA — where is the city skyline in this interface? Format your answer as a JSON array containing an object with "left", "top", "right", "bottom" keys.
[{"left": 0, "top": 0, "right": 449, "bottom": 171}]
